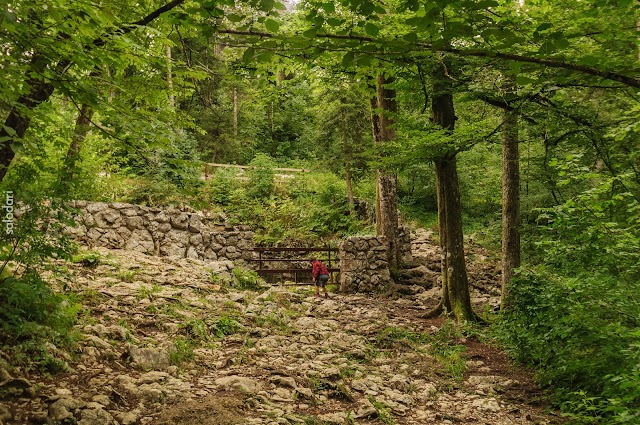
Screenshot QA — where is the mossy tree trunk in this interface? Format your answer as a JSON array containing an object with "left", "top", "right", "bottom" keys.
[
  {"left": 500, "top": 80, "right": 521, "bottom": 309},
  {"left": 63, "top": 103, "right": 94, "bottom": 179},
  {"left": 428, "top": 61, "right": 481, "bottom": 322},
  {"left": 374, "top": 75, "right": 400, "bottom": 273}
]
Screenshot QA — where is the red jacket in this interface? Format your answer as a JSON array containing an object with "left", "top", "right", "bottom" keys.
[{"left": 312, "top": 261, "right": 329, "bottom": 280}]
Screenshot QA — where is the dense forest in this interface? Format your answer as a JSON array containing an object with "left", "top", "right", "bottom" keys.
[{"left": 0, "top": 0, "right": 639, "bottom": 423}]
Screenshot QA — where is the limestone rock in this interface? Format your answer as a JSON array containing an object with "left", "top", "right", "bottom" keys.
[
  {"left": 77, "top": 407, "right": 113, "bottom": 425},
  {"left": 126, "top": 345, "right": 170, "bottom": 371},
  {"left": 214, "top": 376, "right": 260, "bottom": 393}
]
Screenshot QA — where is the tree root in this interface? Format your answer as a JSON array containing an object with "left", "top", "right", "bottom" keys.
[{"left": 422, "top": 301, "right": 443, "bottom": 319}]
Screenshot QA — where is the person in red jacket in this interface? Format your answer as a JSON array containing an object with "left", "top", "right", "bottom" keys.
[{"left": 310, "top": 258, "right": 330, "bottom": 298}]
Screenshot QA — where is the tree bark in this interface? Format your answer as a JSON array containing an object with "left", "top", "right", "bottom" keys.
[
  {"left": 345, "top": 157, "right": 355, "bottom": 215},
  {"left": 166, "top": 45, "right": 175, "bottom": 109},
  {"left": 369, "top": 94, "right": 383, "bottom": 227},
  {"left": 233, "top": 88, "right": 239, "bottom": 138},
  {"left": 427, "top": 61, "right": 480, "bottom": 322},
  {"left": 500, "top": 83, "right": 521, "bottom": 309},
  {"left": 340, "top": 113, "right": 356, "bottom": 215},
  {"left": 374, "top": 75, "right": 400, "bottom": 272},
  {"left": 63, "top": 103, "right": 94, "bottom": 179},
  {"left": 434, "top": 158, "right": 477, "bottom": 321}
]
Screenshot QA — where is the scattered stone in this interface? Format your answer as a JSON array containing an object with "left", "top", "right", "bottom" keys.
[
  {"left": 0, "top": 404, "right": 11, "bottom": 422},
  {"left": 214, "top": 376, "right": 260, "bottom": 394},
  {"left": 77, "top": 407, "right": 113, "bottom": 425},
  {"left": 0, "top": 378, "right": 34, "bottom": 398},
  {"left": 126, "top": 345, "right": 170, "bottom": 371},
  {"left": 48, "top": 397, "right": 85, "bottom": 421}
]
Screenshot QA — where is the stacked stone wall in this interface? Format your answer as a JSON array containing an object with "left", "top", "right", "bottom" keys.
[
  {"left": 338, "top": 236, "right": 393, "bottom": 293},
  {"left": 69, "top": 201, "right": 254, "bottom": 262},
  {"left": 398, "top": 225, "right": 413, "bottom": 266}
]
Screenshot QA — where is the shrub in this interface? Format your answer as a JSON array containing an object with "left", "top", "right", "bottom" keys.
[
  {"left": 232, "top": 268, "right": 264, "bottom": 291},
  {"left": 497, "top": 269, "right": 640, "bottom": 423},
  {"left": 203, "top": 168, "right": 240, "bottom": 205},
  {"left": 247, "top": 153, "right": 276, "bottom": 199}
]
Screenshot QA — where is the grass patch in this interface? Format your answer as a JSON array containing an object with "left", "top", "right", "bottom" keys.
[
  {"left": 136, "top": 283, "right": 161, "bottom": 301},
  {"left": 373, "top": 322, "right": 467, "bottom": 380},
  {"left": 118, "top": 269, "right": 138, "bottom": 283},
  {"left": 71, "top": 250, "right": 102, "bottom": 267},
  {"left": 170, "top": 336, "right": 195, "bottom": 365},
  {"left": 232, "top": 268, "right": 265, "bottom": 291},
  {"left": 368, "top": 396, "right": 395, "bottom": 424}
]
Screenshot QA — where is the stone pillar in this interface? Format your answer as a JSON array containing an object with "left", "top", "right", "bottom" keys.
[{"left": 338, "top": 236, "right": 393, "bottom": 293}]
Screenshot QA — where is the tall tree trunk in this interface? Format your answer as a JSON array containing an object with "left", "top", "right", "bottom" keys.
[
  {"left": 434, "top": 158, "right": 477, "bottom": 321},
  {"left": 341, "top": 113, "right": 356, "bottom": 215},
  {"left": 233, "top": 88, "right": 239, "bottom": 138},
  {"left": 166, "top": 45, "right": 175, "bottom": 109},
  {"left": 427, "top": 61, "right": 480, "bottom": 322},
  {"left": 345, "top": 158, "right": 355, "bottom": 215},
  {"left": 369, "top": 94, "right": 383, "bottom": 228},
  {"left": 63, "top": 103, "right": 95, "bottom": 180},
  {"left": 106, "top": 66, "right": 115, "bottom": 103},
  {"left": 375, "top": 75, "right": 400, "bottom": 273},
  {"left": 270, "top": 100, "right": 275, "bottom": 135},
  {"left": 501, "top": 80, "right": 521, "bottom": 309}
]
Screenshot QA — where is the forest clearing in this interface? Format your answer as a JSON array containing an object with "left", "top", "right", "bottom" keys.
[{"left": 0, "top": 0, "right": 639, "bottom": 424}]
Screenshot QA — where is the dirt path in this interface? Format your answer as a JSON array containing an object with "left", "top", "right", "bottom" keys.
[{"left": 2, "top": 247, "right": 562, "bottom": 425}]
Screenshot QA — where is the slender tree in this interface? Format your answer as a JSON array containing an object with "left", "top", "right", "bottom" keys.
[
  {"left": 373, "top": 75, "right": 400, "bottom": 273},
  {"left": 427, "top": 58, "right": 480, "bottom": 322},
  {"left": 500, "top": 78, "right": 521, "bottom": 308}
]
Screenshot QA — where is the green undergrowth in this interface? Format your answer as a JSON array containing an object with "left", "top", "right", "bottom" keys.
[
  {"left": 494, "top": 171, "right": 640, "bottom": 424},
  {"left": 191, "top": 155, "right": 374, "bottom": 244},
  {"left": 495, "top": 269, "right": 640, "bottom": 424},
  {"left": 374, "top": 321, "right": 467, "bottom": 381},
  {"left": 0, "top": 179, "right": 83, "bottom": 374}
]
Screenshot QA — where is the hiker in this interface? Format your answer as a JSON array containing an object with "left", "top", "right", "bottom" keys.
[{"left": 310, "top": 258, "right": 330, "bottom": 298}]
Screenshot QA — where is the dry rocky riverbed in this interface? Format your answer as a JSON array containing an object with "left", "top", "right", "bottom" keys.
[{"left": 0, "top": 233, "right": 562, "bottom": 425}]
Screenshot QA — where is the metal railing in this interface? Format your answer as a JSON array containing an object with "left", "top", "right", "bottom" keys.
[{"left": 251, "top": 246, "right": 339, "bottom": 285}]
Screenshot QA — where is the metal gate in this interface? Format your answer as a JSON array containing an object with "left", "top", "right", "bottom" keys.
[{"left": 251, "top": 247, "right": 339, "bottom": 285}]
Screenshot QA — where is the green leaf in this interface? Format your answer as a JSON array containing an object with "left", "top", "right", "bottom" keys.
[
  {"left": 2, "top": 126, "right": 16, "bottom": 137},
  {"left": 402, "top": 32, "right": 418, "bottom": 42},
  {"left": 354, "top": 54, "right": 373, "bottom": 66},
  {"left": 10, "top": 142, "right": 23, "bottom": 153},
  {"left": 364, "top": 23, "right": 380, "bottom": 36},
  {"left": 359, "top": 2, "right": 375, "bottom": 15},
  {"left": 256, "top": 52, "right": 273, "bottom": 63},
  {"left": 265, "top": 19, "right": 280, "bottom": 32},
  {"left": 516, "top": 75, "right": 536, "bottom": 85},
  {"left": 327, "top": 18, "right": 343, "bottom": 26},
  {"left": 303, "top": 28, "right": 317, "bottom": 38},
  {"left": 342, "top": 51, "right": 355, "bottom": 66},
  {"left": 242, "top": 48, "right": 255, "bottom": 62},
  {"left": 536, "top": 23, "right": 552, "bottom": 32},
  {"left": 259, "top": 0, "right": 276, "bottom": 11},
  {"left": 323, "top": 2, "right": 335, "bottom": 13},
  {"left": 227, "top": 14, "right": 244, "bottom": 22}
]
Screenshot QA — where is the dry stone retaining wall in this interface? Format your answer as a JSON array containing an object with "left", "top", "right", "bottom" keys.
[
  {"left": 338, "top": 236, "right": 393, "bottom": 293},
  {"left": 69, "top": 201, "right": 254, "bottom": 262}
]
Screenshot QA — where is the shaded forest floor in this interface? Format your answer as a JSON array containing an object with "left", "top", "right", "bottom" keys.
[{"left": 0, "top": 233, "right": 565, "bottom": 425}]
